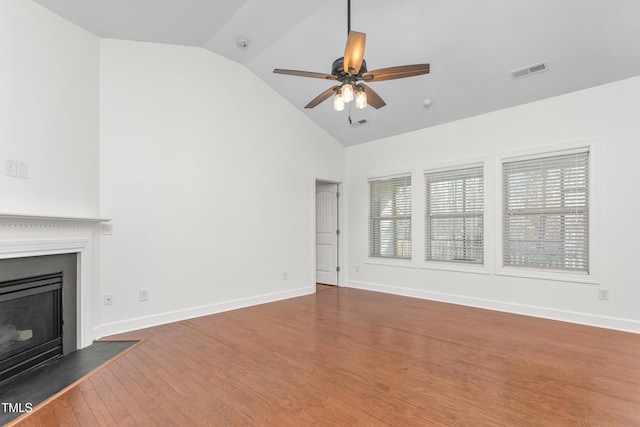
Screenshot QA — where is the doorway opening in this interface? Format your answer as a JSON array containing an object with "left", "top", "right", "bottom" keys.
[{"left": 315, "top": 180, "right": 342, "bottom": 289}]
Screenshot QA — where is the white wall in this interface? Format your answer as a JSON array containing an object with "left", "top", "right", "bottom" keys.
[
  {"left": 346, "top": 76, "right": 640, "bottom": 332},
  {"left": 97, "top": 39, "right": 345, "bottom": 336},
  {"left": 0, "top": 0, "right": 99, "bottom": 217},
  {"left": 7, "top": 0, "right": 639, "bottom": 337}
]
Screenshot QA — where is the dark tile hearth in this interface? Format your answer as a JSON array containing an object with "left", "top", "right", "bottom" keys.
[{"left": 0, "top": 340, "right": 137, "bottom": 425}]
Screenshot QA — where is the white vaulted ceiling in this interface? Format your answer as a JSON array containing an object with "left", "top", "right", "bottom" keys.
[{"left": 34, "top": 0, "right": 640, "bottom": 146}]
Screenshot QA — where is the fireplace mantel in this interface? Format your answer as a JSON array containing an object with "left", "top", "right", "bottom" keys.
[
  {"left": 0, "top": 213, "right": 107, "bottom": 349},
  {"left": 0, "top": 213, "right": 109, "bottom": 227}
]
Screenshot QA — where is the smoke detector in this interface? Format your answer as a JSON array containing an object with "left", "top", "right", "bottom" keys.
[{"left": 236, "top": 38, "right": 249, "bottom": 48}]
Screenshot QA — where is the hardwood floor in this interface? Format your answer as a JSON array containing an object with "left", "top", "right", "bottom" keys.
[
  {"left": 10, "top": 286, "right": 640, "bottom": 426},
  {"left": 315, "top": 283, "right": 335, "bottom": 292}
]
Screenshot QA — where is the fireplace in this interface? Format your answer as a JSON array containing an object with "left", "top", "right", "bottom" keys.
[
  {"left": 0, "top": 213, "right": 104, "bottom": 373},
  {"left": 0, "top": 273, "right": 63, "bottom": 383},
  {"left": 0, "top": 254, "right": 78, "bottom": 384}
]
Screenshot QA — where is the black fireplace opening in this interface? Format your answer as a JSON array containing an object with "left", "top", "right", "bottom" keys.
[{"left": 0, "top": 273, "right": 63, "bottom": 384}]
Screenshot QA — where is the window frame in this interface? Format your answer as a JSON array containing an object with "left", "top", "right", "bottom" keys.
[
  {"left": 495, "top": 140, "right": 599, "bottom": 284},
  {"left": 419, "top": 159, "right": 491, "bottom": 274},
  {"left": 366, "top": 171, "right": 415, "bottom": 267}
]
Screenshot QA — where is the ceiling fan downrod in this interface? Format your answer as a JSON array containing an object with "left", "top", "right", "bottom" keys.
[{"left": 347, "top": 0, "right": 351, "bottom": 35}]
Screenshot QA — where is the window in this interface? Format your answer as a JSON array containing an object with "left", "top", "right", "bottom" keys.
[
  {"left": 369, "top": 174, "right": 412, "bottom": 259},
  {"left": 502, "top": 148, "right": 589, "bottom": 273},
  {"left": 425, "top": 166, "right": 484, "bottom": 264}
]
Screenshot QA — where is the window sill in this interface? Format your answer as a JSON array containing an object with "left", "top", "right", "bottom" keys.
[
  {"left": 365, "top": 258, "right": 416, "bottom": 269},
  {"left": 496, "top": 267, "right": 598, "bottom": 285},
  {"left": 420, "top": 262, "right": 491, "bottom": 275}
]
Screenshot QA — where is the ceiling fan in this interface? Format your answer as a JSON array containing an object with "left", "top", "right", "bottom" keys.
[{"left": 273, "top": 0, "right": 430, "bottom": 112}]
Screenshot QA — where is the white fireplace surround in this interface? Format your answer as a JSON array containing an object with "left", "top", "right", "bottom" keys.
[{"left": 0, "top": 213, "right": 107, "bottom": 350}]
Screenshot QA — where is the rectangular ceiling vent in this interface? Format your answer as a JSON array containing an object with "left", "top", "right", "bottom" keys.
[
  {"left": 511, "top": 62, "right": 548, "bottom": 80},
  {"left": 350, "top": 118, "right": 368, "bottom": 127}
]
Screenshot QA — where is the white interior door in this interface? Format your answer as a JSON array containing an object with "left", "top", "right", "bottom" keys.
[{"left": 316, "top": 182, "right": 339, "bottom": 285}]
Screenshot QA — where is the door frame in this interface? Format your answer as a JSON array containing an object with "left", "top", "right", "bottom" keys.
[{"left": 314, "top": 178, "right": 344, "bottom": 287}]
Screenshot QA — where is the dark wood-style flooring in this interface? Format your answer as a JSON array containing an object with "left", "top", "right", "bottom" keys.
[{"left": 10, "top": 285, "right": 640, "bottom": 426}]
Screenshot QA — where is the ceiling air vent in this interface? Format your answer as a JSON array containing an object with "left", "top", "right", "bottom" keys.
[
  {"left": 511, "top": 62, "right": 548, "bottom": 80},
  {"left": 349, "top": 118, "right": 369, "bottom": 127}
]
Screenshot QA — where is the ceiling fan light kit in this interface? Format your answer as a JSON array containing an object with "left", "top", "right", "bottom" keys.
[
  {"left": 355, "top": 87, "right": 367, "bottom": 109},
  {"left": 334, "top": 92, "right": 346, "bottom": 111},
  {"left": 341, "top": 83, "right": 354, "bottom": 103},
  {"left": 273, "top": 0, "right": 429, "bottom": 114},
  {"left": 337, "top": 81, "right": 367, "bottom": 111}
]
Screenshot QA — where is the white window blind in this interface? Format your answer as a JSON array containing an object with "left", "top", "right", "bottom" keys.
[
  {"left": 425, "top": 166, "right": 484, "bottom": 264},
  {"left": 369, "top": 175, "right": 412, "bottom": 259},
  {"left": 502, "top": 149, "right": 589, "bottom": 273}
]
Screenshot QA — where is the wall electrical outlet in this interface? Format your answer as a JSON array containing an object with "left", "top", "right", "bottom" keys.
[
  {"left": 598, "top": 289, "right": 610, "bottom": 301},
  {"left": 283, "top": 272, "right": 288, "bottom": 280},
  {"left": 102, "top": 223, "right": 113, "bottom": 235},
  {"left": 104, "top": 293, "right": 113, "bottom": 305},
  {"left": 139, "top": 289, "right": 149, "bottom": 301},
  {"left": 355, "top": 265, "right": 360, "bottom": 273}
]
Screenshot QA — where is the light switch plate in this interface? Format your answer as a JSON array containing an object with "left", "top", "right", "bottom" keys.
[
  {"left": 17, "top": 161, "right": 28, "bottom": 179},
  {"left": 5, "top": 159, "right": 17, "bottom": 177}
]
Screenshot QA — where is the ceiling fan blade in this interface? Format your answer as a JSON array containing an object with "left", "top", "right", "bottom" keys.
[
  {"left": 343, "top": 31, "right": 366, "bottom": 76},
  {"left": 362, "top": 64, "right": 430, "bottom": 82},
  {"left": 359, "top": 84, "right": 386, "bottom": 109},
  {"left": 273, "top": 69, "right": 338, "bottom": 80},
  {"left": 305, "top": 85, "right": 340, "bottom": 109}
]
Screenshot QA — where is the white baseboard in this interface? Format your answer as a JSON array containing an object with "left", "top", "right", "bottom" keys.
[
  {"left": 93, "top": 286, "right": 314, "bottom": 339},
  {"left": 347, "top": 280, "right": 640, "bottom": 334}
]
